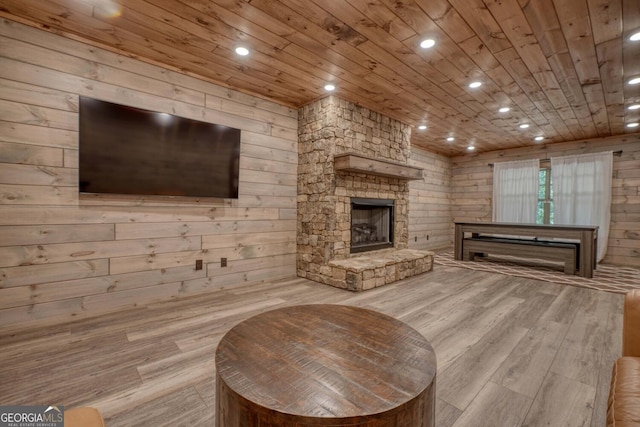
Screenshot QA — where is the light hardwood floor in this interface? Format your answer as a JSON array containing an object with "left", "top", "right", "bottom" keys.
[{"left": 0, "top": 266, "right": 623, "bottom": 426}]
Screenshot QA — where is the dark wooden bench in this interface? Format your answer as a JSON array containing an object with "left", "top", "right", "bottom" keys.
[
  {"left": 463, "top": 236, "right": 579, "bottom": 275},
  {"left": 454, "top": 223, "right": 597, "bottom": 278}
]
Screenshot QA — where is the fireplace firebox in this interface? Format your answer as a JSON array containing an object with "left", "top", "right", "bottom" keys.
[{"left": 350, "top": 198, "right": 394, "bottom": 253}]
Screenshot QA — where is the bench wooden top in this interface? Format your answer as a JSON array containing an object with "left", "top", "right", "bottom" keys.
[{"left": 464, "top": 236, "right": 578, "bottom": 247}]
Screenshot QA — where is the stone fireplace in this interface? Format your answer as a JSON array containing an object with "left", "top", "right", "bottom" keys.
[{"left": 297, "top": 96, "right": 434, "bottom": 291}]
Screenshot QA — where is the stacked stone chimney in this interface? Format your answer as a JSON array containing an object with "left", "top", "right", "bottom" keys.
[{"left": 297, "top": 96, "right": 415, "bottom": 287}]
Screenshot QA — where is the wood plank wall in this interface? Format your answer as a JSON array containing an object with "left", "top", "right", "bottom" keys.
[
  {"left": 0, "top": 19, "right": 298, "bottom": 327},
  {"left": 408, "top": 148, "right": 452, "bottom": 251},
  {"left": 450, "top": 134, "right": 640, "bottom": 267}
]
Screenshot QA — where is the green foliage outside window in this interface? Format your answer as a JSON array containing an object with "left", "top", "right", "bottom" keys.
[{"left": 537, "top": 168, "right": 553, "bottom": 224}]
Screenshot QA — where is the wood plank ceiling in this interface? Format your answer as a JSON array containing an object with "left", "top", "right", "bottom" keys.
[{"left": 1, "top": 0, "right": 640, "bottom": 156}]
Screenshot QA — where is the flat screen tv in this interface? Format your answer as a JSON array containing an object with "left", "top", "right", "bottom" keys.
[{"left": 79, "top": 97, "right": 241, "bottom": 198}]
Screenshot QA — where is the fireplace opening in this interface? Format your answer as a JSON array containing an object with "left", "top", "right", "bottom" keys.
[{"left": 350, "top": 198, "right": 394, "bottom": 253}]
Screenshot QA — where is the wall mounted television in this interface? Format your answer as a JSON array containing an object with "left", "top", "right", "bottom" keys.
[{"left": 79, "top": 97, "right": 241, "bottom": 199}]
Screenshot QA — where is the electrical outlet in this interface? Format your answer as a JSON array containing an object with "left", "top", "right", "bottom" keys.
[
  {"left": 195, "top": 259, "right": 203, "bottom": 270},
  {"left": 221, "top": 257, "right": 227, "bottom": 267}
]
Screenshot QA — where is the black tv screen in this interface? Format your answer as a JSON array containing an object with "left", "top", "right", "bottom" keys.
[{"left": 79, "top": 97, "right": 241, "bottom": 198}]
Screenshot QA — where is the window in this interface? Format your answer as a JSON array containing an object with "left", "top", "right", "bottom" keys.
[
  {"left": 551, "top": 151, "right": 613, "bottom": 261},
  {"left": 492, "top": 159, "right": 540, "bottom": 223},
  {"left": 537, "top": 167, "right": 553, "bottom": 224}
]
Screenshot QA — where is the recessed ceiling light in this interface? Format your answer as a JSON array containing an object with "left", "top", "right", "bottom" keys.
[
  {"left": 630, "top": 31, "right": 640, "bottom": 41},
  {"left": 628, "top": 104, "right": 640, "bottom": 110},
  {"left": 96, "top": 1, "right": 122, "bottom": 18},
  {"left": 420, "top": 38, "right": 436, "bottom": 49},
  {"left": 324, "top": 84, "right": 336, "bottom": 92},
  {"left": 627, "top": 122, "right": 639, "bottom": 128},
  {"left": 519, "top": 124, "right": 530, "bottom": 129},
  {"left": 446, "top": 137, "right": 455, "bottom": 142},
  {"left": 498, "top": 107, "right": 510, "bottom": 113},
  {"left": 418, "top": 125, "right": 427, "bottom": 130},
  {"left": 534, "top": 136, "right": 544, "bottom": 141},
  {"left": 469, "top": 81, "right": 482, "bottom": 88},
  {"left": 628, "top": 77, "right": 640, "bottom": 85},
  {"left": 156, "top": 112, "right": 172, "bottom": 124},
  {"left": 467, "top": 146, "right": 475, "bottom": 151},
  {"left": 235, "top": 46, "right": 250, "bottom": 56}
]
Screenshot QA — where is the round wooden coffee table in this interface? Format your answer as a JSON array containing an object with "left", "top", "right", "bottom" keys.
[{"left": 215, "top": 304, "right": 437, "bottom": 426}]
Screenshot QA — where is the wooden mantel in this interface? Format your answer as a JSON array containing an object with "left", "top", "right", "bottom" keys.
[{"left": 333, "top": 153, "right": 424, "bottom": 180}]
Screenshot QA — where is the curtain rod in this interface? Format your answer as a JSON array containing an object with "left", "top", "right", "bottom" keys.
[{"left": 488, "top": 150, "right": 622, "bottom": 168}]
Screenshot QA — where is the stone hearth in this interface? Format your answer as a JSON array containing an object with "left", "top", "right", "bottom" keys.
[
  {"left": 297, "top": 96, "right": 433, "bottom": 290},
  {"left": 329, "top": 249, "right": 434, "bottom": 291}
]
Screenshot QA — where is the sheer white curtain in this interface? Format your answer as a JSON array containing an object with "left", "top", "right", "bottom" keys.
[
  {"left": 551, "top": 152, "right": 613, "bottom": 262},
  {"left": 492, "top": 159, "right": 540, "bottom": 223}
]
